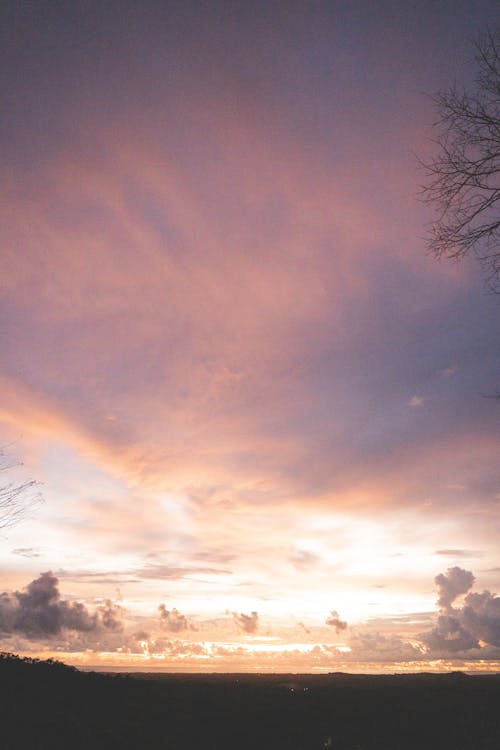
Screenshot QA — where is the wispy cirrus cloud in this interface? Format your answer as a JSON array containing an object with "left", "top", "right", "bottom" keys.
[{"left": 11, "top": 548, "right": 41, "bottom": 559}]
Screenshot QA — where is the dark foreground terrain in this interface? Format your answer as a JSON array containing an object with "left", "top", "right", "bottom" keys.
[{"left": 1, "top": 653, "right": 500, "bottom": 749}]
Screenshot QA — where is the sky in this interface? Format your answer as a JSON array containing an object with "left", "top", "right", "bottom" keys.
[{"left": 0, "top": 0, "right": 499, "bottom": 673}]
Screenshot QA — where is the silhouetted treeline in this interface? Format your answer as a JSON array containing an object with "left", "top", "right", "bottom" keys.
[{"left": 1, "top": 652, "right": 500, "bottom": 749}]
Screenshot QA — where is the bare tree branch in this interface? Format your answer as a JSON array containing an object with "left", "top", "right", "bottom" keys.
[
  {"left": 0, "top": 448, "right": 42, "bottom": 532},
  {"left": 419, "top": 27, "right": 500, "bottom": 292}
]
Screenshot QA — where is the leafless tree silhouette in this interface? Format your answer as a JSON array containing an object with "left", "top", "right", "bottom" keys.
[
  {"left": 0, "top": 448, "right": 42, "bottom": 532},
  {"left": 420, "top": 28, "right": 500, "bottom": 292}
]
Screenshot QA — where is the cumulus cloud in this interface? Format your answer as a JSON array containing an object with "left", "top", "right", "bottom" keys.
[
  {"left": 160, "top": 640, "right": 208, "bottom": 657},
  {"left": 98, "top": 600, "right": 124, "bottom": 632},
  {"left": 348, "top": 632, "right": 423, "bottom": 662},
  {"left": 232, "top": 611, "right": 259, "bottom": 633},
  {"left": 0, "top": 572, "right": 123, "bottom": 639},
  {"left": 325, "top": 610, "right": 347, "bottom": 633},
  {"left": 121, "top": 630, "right": 210, "bottom": 658},
  {"left": 435, "top": 566, "right": 475, "bottom": 611},
  {"left": 125, "top": 630, "right": 152, "bottom": 654},
  {"left": 420, "top": 614, "right": 479, "bottom": 653},
  {"left": 158, "top": 604, "right": 196, "bottom": 632},
  {"left": 419, "top": 568, "right": 500, "bottom": 656},
  {"left": 461, "top": 591, "right": 500, "bottom": 647}
]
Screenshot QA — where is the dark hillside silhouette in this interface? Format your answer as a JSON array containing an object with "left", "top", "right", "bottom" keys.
[{"left": 1, "top": 653, "right": 500, "bottom": 749}]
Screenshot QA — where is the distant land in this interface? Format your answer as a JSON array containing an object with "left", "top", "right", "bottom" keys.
[{"left": 2, "top": 653, "right": 500, "bottom": 749}]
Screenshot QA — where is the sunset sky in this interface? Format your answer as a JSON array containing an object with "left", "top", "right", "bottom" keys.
[{"left": 1, "top": 0, "right": 499, "bottom": 672}]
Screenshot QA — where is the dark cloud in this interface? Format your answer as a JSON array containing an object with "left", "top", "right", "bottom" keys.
[
  {"left": 325, "top": 610, "right": 347, "bottom": 633},
  {"left": 158, "top": 605, "right": 196, "bottom": 633},
  {"left": 232, "top": 611, "right": 259, "bottom": 633},
  {"left": 435, "top": 566, "right": 475, "bottom": 610},
  {"left": 0, "top": 593, "right": 16, "bottom": 633},
  {"left": 12, "top": 572, "right": 96, "bottom": 636},
  {"left": 98, "top": 600, "right": 124, "bottom": 632},
  {"left": 0, "top": 572, "right": 123, "bottom": 639},
  {"left": 347, "top": 632, "right": 422, "bottom": 662},
  {"left": 132, "top": 630, "right": 150, "bottom": 641},
  {"left": 420, "top": 614, "right": 479, "bottom": 653},
  {"left": 419, "top": 568, "right": 500, "bottom": 655},
  {"left": 461, "top": 591, "right": 500, "bottom": 647},
  {"left": 125, "top": 631, "right": 152, "bottom": 654}
]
